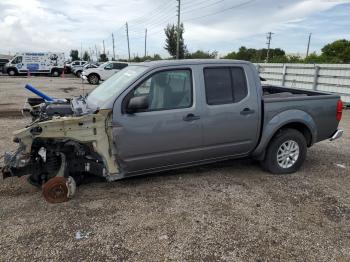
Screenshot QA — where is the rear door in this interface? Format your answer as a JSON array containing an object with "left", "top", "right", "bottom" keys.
[
  {"left": 200, "top": 64, "right": 260, "bottom": 159},
  {"left": 112, "top": 66, "right": 203, "bottom": 173}
]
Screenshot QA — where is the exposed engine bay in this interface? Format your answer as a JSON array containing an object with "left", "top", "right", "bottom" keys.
[{"left": 2, "top": 84, "right": 119, "bottom": 203}]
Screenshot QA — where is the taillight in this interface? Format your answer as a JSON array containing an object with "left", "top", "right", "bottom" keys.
[{"left": 336, "top": 100, "right": 343, "bottom": 122}]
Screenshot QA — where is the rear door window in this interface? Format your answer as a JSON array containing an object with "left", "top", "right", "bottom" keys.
[{"left": 204, "top": 67, "right": 248, "bottom": 105}]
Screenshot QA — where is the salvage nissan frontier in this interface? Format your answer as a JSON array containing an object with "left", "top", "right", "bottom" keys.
[{"left": 2, "top": 60, "right": 344, "bottom": 203}]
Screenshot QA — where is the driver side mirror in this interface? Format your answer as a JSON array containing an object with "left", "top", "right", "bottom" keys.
[{"left": 126, "top": 95, "right": 149, "bottom": 114}]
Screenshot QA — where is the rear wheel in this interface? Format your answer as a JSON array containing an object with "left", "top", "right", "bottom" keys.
[
  {"left": 51, "top": 69, "right": 60, "bottom": 77},
  {"left": 88, "top": 74, "right": 100, "bottom": 85},
  {"left": 261, "top": 129, "right": 307, "bottom": 174},
  {"left": 76, "top": 70, "right": 82, "bottom": 78}
]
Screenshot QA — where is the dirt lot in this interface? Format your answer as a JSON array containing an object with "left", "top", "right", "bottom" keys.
[
  {"left": 0, "top": 76, "right": 349, "bottom": 262},
  {"left": 0, "top": 74, "right": 94, "bottom": 116}
]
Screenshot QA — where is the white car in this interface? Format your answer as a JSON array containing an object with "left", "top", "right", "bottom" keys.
[
  {"left": 82, "top": 61, "right": 128, "bottom": 85},
  {"left": 72, "top": 63, "right": 98, "bottom": 77},
  {"left": 65, "top": 60, "right": 87, "bottom": 74}
]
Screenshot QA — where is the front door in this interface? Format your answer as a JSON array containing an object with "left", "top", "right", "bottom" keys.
[
  {"left": 13, "top": 56, "right": 24, "bottom": 73},
  {"left": 112, "top": 68, "right": 203, "bottom": 174}
]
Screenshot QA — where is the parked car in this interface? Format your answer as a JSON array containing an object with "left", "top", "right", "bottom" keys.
[
  {"left": 65, "top": 60, "right": 87, "bottom": 74},
  {"left": 2, "top": 59, "right": 344, "bottom": 203},
  {"left": 82, "top": 61, "right": 128, "bottom": 85},
  {"left": 73, "top": 63, "right": 98, "bottom": 77},
  {"left": 0, "top": 58, "right": 10, "bottom": 73},
  {"left": 4, "top": 52, "right": 65, "bottom": 77}
]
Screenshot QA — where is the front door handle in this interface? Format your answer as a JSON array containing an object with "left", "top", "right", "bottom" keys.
[
  {"left": 183, "top": 113, "right": 200, "bottom": 122},
  {"left": 240, "top": 108, "right": 255, "bottom": 115}
]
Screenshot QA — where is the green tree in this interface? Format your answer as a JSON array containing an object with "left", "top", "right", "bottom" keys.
[
  {"left": 222, "top": 46, "right": 286, "bottom": 62},
  {"left": 164, "top": 23, "right": 187, "bottom": 59},
  {"left": 223, "top": 51, "right": 237, "bottom": 60},
  {"left": 185, "top": 50, "right": 218, "bottom": 59},
  {"left": 70, "top": 50, "right": 79, "bottom": 61},
  {"left": 99, "top": 53, "right": 108, "bottom": 62},
  {"left": 304, "top": 52, "right": 327, "bottom": 64},
  {"left": 321, "top": 39, "right": 350, "bottom": 63},
  {"left": 82, "top": 51, "right": 90, "bottom": 61},
  {"left": 130, "top": 54, "right": 163, "bottom": 62}
]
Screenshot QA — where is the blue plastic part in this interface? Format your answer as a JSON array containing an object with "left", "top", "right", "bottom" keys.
[{"left": 25, "top": 84, "right": 54, "bottom": 102}]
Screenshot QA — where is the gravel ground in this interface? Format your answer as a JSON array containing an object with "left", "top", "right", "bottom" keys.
[
  {"left": 0, "top": 76, "right": 349, "bottom": 261},
  {"left": 0, "top": 75, "right": 94, "bottom": 116}
]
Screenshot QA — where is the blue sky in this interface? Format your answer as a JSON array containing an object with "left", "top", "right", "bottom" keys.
[{"left": 0, "top": 0, "right": 349, "bottom": 59}]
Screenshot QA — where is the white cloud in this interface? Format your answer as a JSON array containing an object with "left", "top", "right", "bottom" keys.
[{"left": 0, "top": 0, "right": 348, "bottom": 58}]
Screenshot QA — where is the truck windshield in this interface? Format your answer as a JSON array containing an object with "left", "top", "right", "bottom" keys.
[{"left": 86, "top": 65, "right": 148, "bottom": 108}]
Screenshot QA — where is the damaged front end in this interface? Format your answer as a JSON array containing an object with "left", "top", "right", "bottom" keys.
[
  {"left": 2, "top": 143, "right": 31, "bottom": 179},
  {"left": 2, "top": 86, "right": 120, "bottom": 203}
]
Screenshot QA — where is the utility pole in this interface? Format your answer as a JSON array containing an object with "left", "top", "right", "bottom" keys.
[
  {"left": 95, "top": 45, "right": 98, "bottom": 61},
  {"left": 144, "top": 28, "right": 147, "bottom": 57},
  {"left": 102, "top": 40, "right": 106, "bottom": 55},
  {"left": 306, "top": 33, "right": 312, "bottom": 58},
  {"left": 89, "top": 47, "right": 93, "bottom": 62},
  {"left": 126, "top": 22, "right": 131, "bottom": 61},
  {"left": 112, "top": 33, "right": 116, "bottom": 61},
  {"left": 80, "top": 42, "right": 83, "bottom": 60},
  {"left": 176, "top": 0, "right": 181, "bottom": 60},
  {"left": 266, "top": 32, "right": 273, "bottom": 63}
]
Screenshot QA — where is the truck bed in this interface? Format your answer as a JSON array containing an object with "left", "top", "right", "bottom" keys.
[
  {"left": 262, "top": 85, "right": 331, "bottom": 99},
  {"left": 262, "top": 84, "right": 341, "bottom": 143}
]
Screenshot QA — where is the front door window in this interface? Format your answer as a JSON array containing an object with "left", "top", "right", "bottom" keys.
[{"left": 130, "top": 69, "right": 193, "bottom": 112}]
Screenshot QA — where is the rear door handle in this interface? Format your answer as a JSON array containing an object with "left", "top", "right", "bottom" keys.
[
  {"left": 183, "top": 113, "right": 200, "bottom": 121},
  {"left": 240, "top": 108, "right": 255, "bottom": 115}
]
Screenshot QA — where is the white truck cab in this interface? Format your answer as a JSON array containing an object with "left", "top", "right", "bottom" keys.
[
  {"left": 5, "top": 52, "right": 65, "bottom": 77},
  {"left": 82, "top": 61, "right": 128, "bottom": 85}
]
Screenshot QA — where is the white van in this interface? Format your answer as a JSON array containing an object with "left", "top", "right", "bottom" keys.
[{"left": 5, "top": 52, "right": 65, "bottom": 77}]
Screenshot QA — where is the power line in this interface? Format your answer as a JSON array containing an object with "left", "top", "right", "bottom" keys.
[
  {"left": 182, "top": 0, "right": 216, "bottom": 8},
  {"left": 131, "top": 1, "right": 175, "bottom": 23},
  {"left": 128, "top": 2, "right": 176, "bottom": 26},
  {"left": 182, "top": 0, "right": 226, "bottom": 14},
  {"left": 183, "top": 0, "right": 255, "bottom": 22}
]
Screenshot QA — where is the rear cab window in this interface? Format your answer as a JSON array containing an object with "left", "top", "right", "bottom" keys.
[{"left": 204, "top": 66, "right": 248, "bottom": 105}]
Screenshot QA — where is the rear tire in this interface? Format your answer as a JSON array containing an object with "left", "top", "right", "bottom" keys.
[
  {"left": 261, "top": 129, "right": 307, "bottom": 174},
  {"left": 51, "top": 69, "right": 60, "bottom": 77},
  {"left": 88, "top": 74, "right": 100, "bottom": 85},
  {"left": 76, "top": 70, "right": 82, "bottom": 78}
]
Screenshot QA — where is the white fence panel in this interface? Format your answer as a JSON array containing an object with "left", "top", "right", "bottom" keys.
[{"left": 256, "top": 63, "right": 350, "bottom": 104}]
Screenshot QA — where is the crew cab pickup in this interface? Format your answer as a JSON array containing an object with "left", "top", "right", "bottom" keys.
[{"left": 2, "top": 60, "right": 343, "bottom": 203}]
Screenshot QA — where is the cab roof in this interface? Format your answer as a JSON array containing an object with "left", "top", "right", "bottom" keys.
[{"left": 138, "top": 59, "right": 251, "bottom": 68}]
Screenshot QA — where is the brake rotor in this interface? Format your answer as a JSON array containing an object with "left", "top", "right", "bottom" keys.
[{"left": 42, "top": 177, "right": 69, "bottom": 203}]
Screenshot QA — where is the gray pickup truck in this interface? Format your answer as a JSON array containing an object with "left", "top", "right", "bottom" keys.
[{"left": 2, "top": 60, "right": 344, "bottom": 203}]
